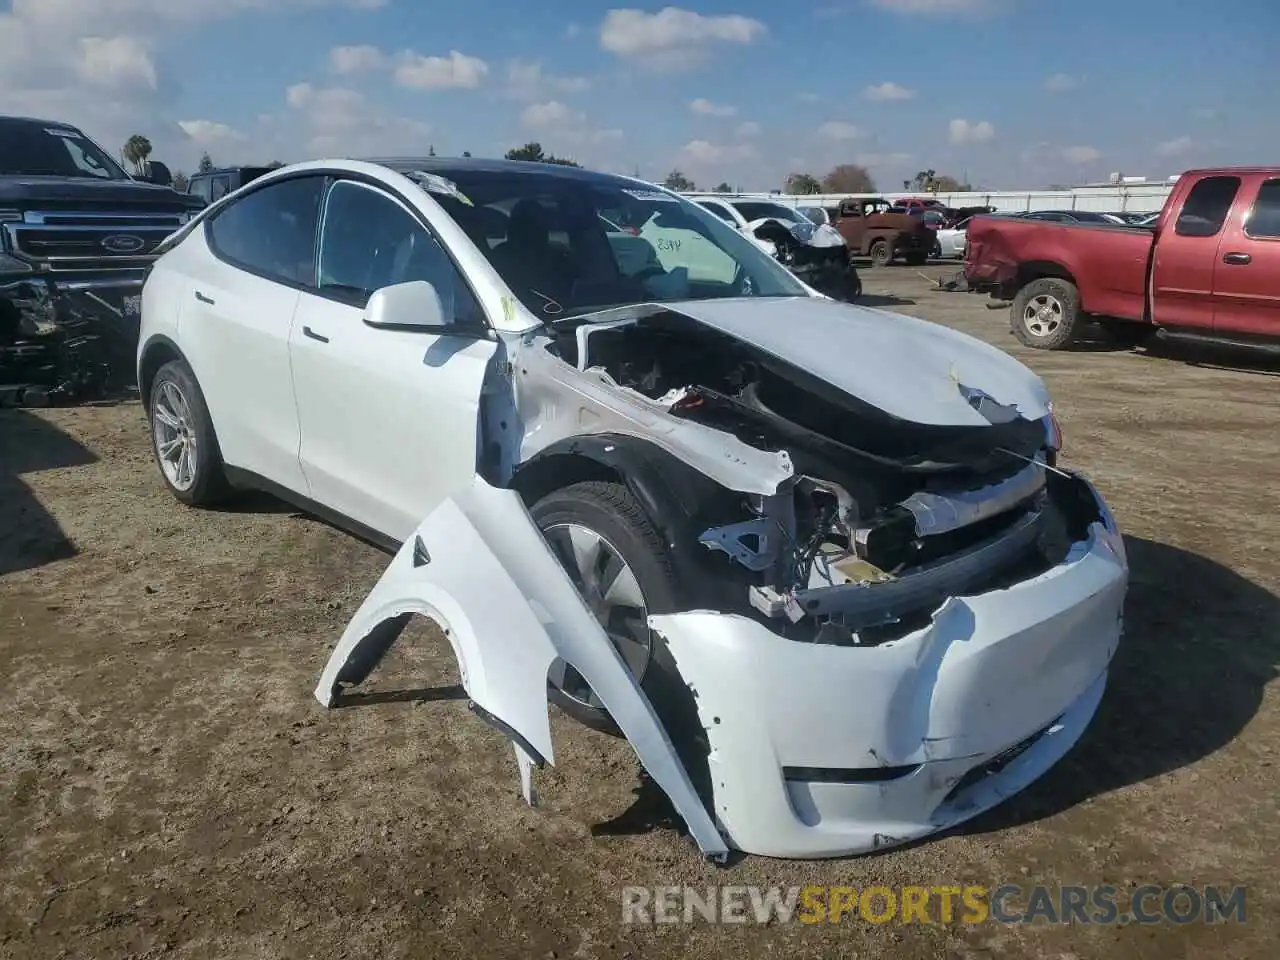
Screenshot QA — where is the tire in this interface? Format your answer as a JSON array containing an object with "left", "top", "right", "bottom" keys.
[
  {"left": 869, "top": 239, "right": 892, "bottom": 267},
  {"left": 530, "top": 481, "right": 694, "bottom": 739},
  {"left": 905, "top": 250, "right": 928, "bottom": 266},
  {"left": 1010, "top": 277, "right": 1082, "bottom": 350},
  {"left": 931, "top": 240, "right": 943, "bottom": 260},
  {"left": 147, "top": 359, "right": 231, "bottom": 506}
]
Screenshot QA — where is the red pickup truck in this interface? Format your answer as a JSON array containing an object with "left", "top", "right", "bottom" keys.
[{"left": 964, "top": 168, "right": 1280, "bottom": 350}]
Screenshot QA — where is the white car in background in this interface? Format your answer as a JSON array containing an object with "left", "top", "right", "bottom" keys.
[
  {"left": 137, "top": 157, "right": 1127, "bottom": 861},
  {"left": 933, "top": 216, "right": 973, "bottom": 259}
]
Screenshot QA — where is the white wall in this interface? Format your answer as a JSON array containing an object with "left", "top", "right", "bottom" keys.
[{"left": 685, "top": 184, "right": 1174, "bottom": 214}]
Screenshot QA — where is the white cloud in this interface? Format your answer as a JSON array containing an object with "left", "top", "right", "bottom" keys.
[
  {"left": 949, "top": 118, "right": 995, "bottom": 143},
  {"left": 76, "top": 36, "right": 158, "bottom": 90},
  {"left": 329, "top": 44, "right": 384, "bottom": 73},
  {"left": 394, "top": 49, "right": 489, "bottom": 90},
  {"left": 863, "top": 81, "right": 915, "bottom": 101},
  {"left": 600, "top": 7, "right": 766, "bottom": 68},
  {"left": 520, "top": 100, "right": 622, "bottom": 149},
  {"left": 690, "top": 97, "right": 737, "bottom": 117},
  {"left": 1045, "top": 72, "right": 1079, "bottom": 93},
  {"left": 1156, "top": 135, "right": 1194, "bottom": 157},
  {"left": 8, "top": 0, "right": 385, "bottom": 32},
  {"left": 735, "top": 120, "right": 761, "bottom": 138},
  {"left": 178, "top": 119, "right": 246, "bottom": 145},
  {"left": 504, "top": 59, "right": 590, "bottom": 100},
  {"left": 565, "top": 22, "right": 582, "bottom": 38},
  {"left": 678, "top": 138, "right": 757, "bottom": 165},
  {"left": 1062, "top": 145, "right": 1101, "bottom": 163},
  {"left": 283, "top": 82, "right": 432, "bottom": 156},
  {"left": 818, "top": 121, "right": 863, "bottom": 141},
  {"left": 868, "top": 0, "right": 1002, "bottom": 14}
]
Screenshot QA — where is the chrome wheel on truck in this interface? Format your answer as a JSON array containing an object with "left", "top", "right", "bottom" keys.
[{"left": 1010, "top": 277, "right": 1081, "bottom": 350}]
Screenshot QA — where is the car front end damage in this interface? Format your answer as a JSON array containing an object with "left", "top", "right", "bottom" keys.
[
  {"left": 745, "top": 217, "right": 861, "bottom": 302},
  {"left": 314, "top": 296, "right": 1127, "bottom": 861}
]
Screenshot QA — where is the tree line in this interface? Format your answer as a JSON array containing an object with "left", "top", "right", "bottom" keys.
[{"left": 120, "top": 132, "right": 972, "bottom": 197}]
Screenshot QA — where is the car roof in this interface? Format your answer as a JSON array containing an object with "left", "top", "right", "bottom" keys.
[{"left": 368, "top": 156, "right": 645, "bottom": 188}]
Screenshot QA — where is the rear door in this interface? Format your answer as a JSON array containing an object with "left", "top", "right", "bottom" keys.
[
  {"left": 183, "top": 174, "right": 326, "bottom": 493},
  {"left": 1151, "top": 174, "right": 1240, "bottom": 331},
  {"left": 1211, "top": 174, "right": 1280, "bottom": 338}
]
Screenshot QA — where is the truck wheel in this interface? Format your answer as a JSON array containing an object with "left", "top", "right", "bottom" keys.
[
  {"left": 931, "top": 240, "right": 943, "bottom": 260},
  {"left": 869, "top": 239, "right": 892, "bottom": 267},
  {"left": 1010, "top": 278, "right": 1081, "bottom": 350}
]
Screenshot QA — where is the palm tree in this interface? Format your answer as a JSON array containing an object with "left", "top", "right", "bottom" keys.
[{"left": 122, "top": 134, "right": 153, "bottom": 175}]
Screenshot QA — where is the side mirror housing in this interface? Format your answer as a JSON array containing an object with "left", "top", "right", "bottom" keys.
[
  {"left": 141, "top": 160, "right": 173, "bottom": 187},
  {"left": 363, "top": 280, "right": 486, "bottom": 337}
]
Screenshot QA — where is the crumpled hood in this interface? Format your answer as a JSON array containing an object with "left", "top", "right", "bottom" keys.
[{"left": 660, "top": 296, "right": 1051, "bottom": 427}]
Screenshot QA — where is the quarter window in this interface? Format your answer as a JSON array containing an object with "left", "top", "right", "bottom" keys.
[
  {"left": 1245, "top": 179, "right": 1280, "bottom": 239},
  {"left": 317, "top": 179, "right": 483, "bottom": 325},
  {"left": 206, "top": 175, "right": 324, "bottom": 285},
  {"left": 1175, "top": 176, "right": 1240, "bottom": 238}
]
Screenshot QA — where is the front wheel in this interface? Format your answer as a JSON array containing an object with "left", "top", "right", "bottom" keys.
[
  {"left": 1010, "top": 277, "right": 1082, "bottom": 350},
  {"left": 530, "top": 481, "right": 692, "bottom": 737},
  {"left": 869, "top": 239, "right": 892, "bottom": 267}
]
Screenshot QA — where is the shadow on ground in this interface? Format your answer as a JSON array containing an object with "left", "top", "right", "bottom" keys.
[
  {"left": 1141, "top": 337, "right": 1280, "bottom": 376},
  {"left": 857, "top": 294, "right": 917, "bottom": 308},
  {"left": 0, "top": 410, "right": 97, "bottom": 576},
  {"left": 964, "top": 535, "right": 1279, "bottom": 836}
]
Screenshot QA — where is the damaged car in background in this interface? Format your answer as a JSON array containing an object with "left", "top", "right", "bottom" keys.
[
  {"left": 137, "top": 158, "right": 1128, "bottom": 861},
  {"left": 686, "top": 194, "right": 862, "bottom": 302}
]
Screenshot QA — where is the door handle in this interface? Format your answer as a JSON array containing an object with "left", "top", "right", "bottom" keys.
[
  {"left": 302, "top": 325, "right": 329, "bottom": 343},
  {"left": 1222, "top": 252, "right": 1252, "bottom": 265},
  {"left": 194, "top": 290, "right": 215, "bottom": 305}
]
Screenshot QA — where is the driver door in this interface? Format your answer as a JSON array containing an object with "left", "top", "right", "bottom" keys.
[{"left": 288, "top": 178, "right": 496, "bottom": 543}]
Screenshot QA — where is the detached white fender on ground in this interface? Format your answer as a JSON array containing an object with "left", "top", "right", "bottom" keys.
[{"left": 312, "top": 476, "right": 729, "bottom": 861}]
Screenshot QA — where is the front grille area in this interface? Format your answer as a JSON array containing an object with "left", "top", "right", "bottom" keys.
[{"left": 4, "top": 210, "right": 184, "bottom": 272}]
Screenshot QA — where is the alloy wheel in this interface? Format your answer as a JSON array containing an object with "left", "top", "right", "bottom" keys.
[
  {"left": 1023, "top": 293, "right": 1064, "bottom": 338},
  {"left": 152, "top": 380, "right": 199, "bottom": 491},
  {"left": 540, "top": 522, "right": 651, "bottom": 709}
]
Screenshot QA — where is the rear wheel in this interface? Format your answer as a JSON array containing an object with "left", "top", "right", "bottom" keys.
[
  {"left": 1010, "top": 277, "right": 1081, "bottom": 350},
  {"left": 530, "top": 481, "right": 692, "bottom": 738},
  {"left": 148, "top": 360, "right": 231, "bottom": 505},
  {"left": 869, "top": 239, "right": 892, "bottom": 267}
]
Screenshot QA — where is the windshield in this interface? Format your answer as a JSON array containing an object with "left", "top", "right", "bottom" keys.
[
  {"left": 731, "top": 201, "right": 805, "bottom": 223},
  {"left": 0, "top": 121, "right": 129, "bottom": 179},
  {"left": 418, "top": 170, "right": 809, "bottom": 319}
]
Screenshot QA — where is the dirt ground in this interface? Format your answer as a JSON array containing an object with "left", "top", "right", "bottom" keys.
[{"left": 2, "top": 268, "right": 1278, "bottom": 959}]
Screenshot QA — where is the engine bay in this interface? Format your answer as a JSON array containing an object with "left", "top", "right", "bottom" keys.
[{"left": 535, "top": 307, "right": 1080, "bottom": 645}]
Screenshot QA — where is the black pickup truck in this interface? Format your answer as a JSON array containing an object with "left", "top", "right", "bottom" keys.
[{"left": 1, "top": 115, "right": 202, "bottom": 405}]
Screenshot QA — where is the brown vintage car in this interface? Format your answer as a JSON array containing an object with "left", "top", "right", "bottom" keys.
[{"left": 825, "top": 198, "right": 936, "bottom": 267}]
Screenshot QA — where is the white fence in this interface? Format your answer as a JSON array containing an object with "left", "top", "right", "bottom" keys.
[{"left": 684, "top": 184, "right": 1175, "bottom": 215}]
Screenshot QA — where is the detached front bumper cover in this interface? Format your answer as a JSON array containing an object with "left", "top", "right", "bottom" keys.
[{"left": 315, "top": 472, "right": 1126, "bottom": 861}]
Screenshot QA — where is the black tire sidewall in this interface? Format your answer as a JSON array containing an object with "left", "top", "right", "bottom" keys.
[
  {"left": 148, "top": 360, "right": 228, "bottom": 505},
  {"left": 529, "top": 481, "right": 695, "bottom": 740},
  {"left": 870, "top": 240, "right": 891, "bottom": 267},
  {"left": 1011, "top": 277, "right": 1080, "bottom": 350}
]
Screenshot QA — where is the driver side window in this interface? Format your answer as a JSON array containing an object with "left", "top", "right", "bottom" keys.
[{"left": 317, "top": 179, "right": 483, "bottom": 325}]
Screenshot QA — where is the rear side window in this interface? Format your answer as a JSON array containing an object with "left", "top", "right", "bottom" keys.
[
  {"left": 1175, "top": 176, "right": 1240, "bottom": 238},
  {"left": 1245, "top": 179, "right": 1280, "bottom": 239},
  {"left": 207, "top": 175, "right": 325, "bottom": 286}
]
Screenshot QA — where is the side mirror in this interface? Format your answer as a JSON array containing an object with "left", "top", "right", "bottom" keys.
[
  {"left": 363, "top": 280, "right": 485, "bottom": 336},
  {"left": 141, "top": 160, "right": 173, "bottom": 187}
]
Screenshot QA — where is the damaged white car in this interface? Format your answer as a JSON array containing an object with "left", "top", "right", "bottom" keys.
[{"left": 138, "top": 158, "right": 1128, "bottom": 861}]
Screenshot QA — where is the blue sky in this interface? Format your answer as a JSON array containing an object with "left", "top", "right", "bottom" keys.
[{"left": 1, "top": 0, "right": 1275, "bottom": 190}]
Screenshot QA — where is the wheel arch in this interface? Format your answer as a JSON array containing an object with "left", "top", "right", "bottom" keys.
[
  {"left": 1016, "top": 260, "right": 1078, "bottom": 291},
  {"left": 137, "top": 334, "right": 189, "bottom": 411}
]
